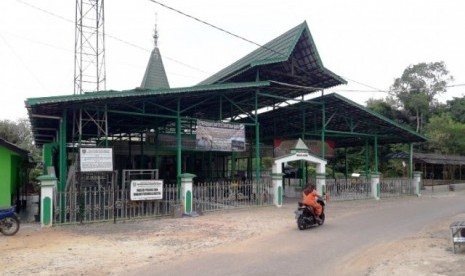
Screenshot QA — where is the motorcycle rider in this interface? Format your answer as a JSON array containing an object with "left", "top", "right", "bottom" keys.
[{"left": 302, "top": 184, "right": 323, "bottom": 223}]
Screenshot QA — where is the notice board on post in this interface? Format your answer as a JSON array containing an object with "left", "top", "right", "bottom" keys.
[{"left": 79, "top": 148, "right": 114, "bottom": 172}]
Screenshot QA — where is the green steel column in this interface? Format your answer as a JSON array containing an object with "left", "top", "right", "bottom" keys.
[
  {"left": 254, "top": 89, "right": 260, "bottom": 205},
  {"left": 59, "top": 110, "right": 67, "bottom": 222},
  {"left": 255, "top": 90, "right": 260, "bottom": 181},
  {"left": 301, "top": 102, "right": 306, "bottom": 186},
  {"left": 231, "top": 151, "right": 236, "bottom": 177},
  {"left": 219, "top": 94, "right": 223, "bottom": 119},
  {"left": 140, "top": 132, "right": 144, "bottom": 169},
  {"left": 155, "top": 129, "right": 160, "bottom": 172},
  {"left": 409, "top": 143, "right": 413, "bottom": 178},
  {"left": 176, "top": 98, "right": 182, "bottom": 199},
  {"left": 374, "top": 135, "right": 379, "bottom": 173},
  {"left": 105, "top": 104, "right": 109, "bottom": 147},
  {"left": 59, "top": 111, "right": 67, "bottom": 192},
  {"left": 42, "top": 143, "right": 55, "bottom": 175},
  {"left": 208, "top": 151, "right": 212, "bottom": 181},
  {"left": 321, "top": 92, "right": 325, "bottom": 159},
  {"left": 345, "top": 147, "right": 348, "bottom": 178},
  {"left": 365, "top": 139, "right": 369, "bottom": 175}
]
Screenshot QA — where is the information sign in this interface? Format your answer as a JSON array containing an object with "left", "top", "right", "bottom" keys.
[
  {"left": 130, "top": 180, "right": 163, "bottom": 200},
  {"left": 80, "top": 148, "right": 113, "bottom": 172}
]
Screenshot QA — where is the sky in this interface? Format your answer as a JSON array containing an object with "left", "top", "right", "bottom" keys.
[{"left": 1, "top": 0, "right": 464, "bottom": 121}]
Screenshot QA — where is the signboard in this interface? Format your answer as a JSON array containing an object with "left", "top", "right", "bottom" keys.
[
  {"left": 80, "top": 148, "right": 113, "bottom": 172},
  {"left": 196, "top": 119, "right": 245, "bottom": 152},
  {"left": 130, "top": 180, "right": 163, "bottom": 200}
]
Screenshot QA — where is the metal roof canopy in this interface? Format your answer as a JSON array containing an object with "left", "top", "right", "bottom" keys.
[
  {"left": 26, "top": 81, "right": 274, "bottom": 146},
  {"left": 239, "top": 92, "right": 427, "bottom": 147},
  {"left": 26, "top": 85, "right": 427, "bottom": 148},
  {"left": 25, "top": 21, "right": 425, "bottom": 148},
  {"left": 199, "top": 21, "right": 346, "bottom": 88}
]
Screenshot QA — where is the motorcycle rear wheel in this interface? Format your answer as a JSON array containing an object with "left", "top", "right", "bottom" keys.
[
  {"left": 297, "top": 215, "right": 306, "bottom": 230},
  {"left": 0, "top": 216, "right": 20, "bottom": 236}
]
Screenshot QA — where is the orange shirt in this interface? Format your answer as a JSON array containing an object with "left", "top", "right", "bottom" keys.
[{"left": 303, "top": 190, "right": 317, "bottom": 206}]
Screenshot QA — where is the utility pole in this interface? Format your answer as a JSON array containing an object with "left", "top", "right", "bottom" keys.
[{"left": 74, "top": 0, "right": 106, "bottom": 94}]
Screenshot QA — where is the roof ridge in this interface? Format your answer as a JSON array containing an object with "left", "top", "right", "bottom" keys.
[{"left": 198, "top": 21, "right": 308, "bottom": 85}]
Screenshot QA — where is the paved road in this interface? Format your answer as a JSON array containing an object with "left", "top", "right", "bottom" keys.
[{"left": 133, "top": 190, "right": 465, "bottom": 276}]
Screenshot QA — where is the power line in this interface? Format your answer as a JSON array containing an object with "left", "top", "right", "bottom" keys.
[
  {"left": 14, "top": 0, "right": 208, "bottom": 75},
  {"left": 105, "top": 33, "right": 208, "bottom": 73},
  {"left": 146, "top": 0, "right": 321, "bottom": 77},
  {"left": 147, "top": 0, "right": 272, "bottom": 51},
  {"left": 0, "top": 33, "right": 48, "bottom": 91},
  {"left": 148, "top": 1, "right": 464, "bottom": 95},
  {"left": 331, "top": 89, "right": 388, "bottom": 93},
  {"left": 447, "top": 83, "right": 465, "bottom": 88},
  {"left": 0, "top": 30, "right": 72, "bottom": 53},
  {"left": 16, "top": 0, "right": 73, "bottom": 23},
  {"left": 341, "top": 77, "right": 388, "bottom": 93}
]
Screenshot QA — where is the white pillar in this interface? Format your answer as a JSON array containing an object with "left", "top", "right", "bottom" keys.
[
  {"left": 413, "top": 171, "right": 422, "bottom": 196},
  {"left": 180, "top": 173, "right": 195, "bottom": 215},
  {"left": 316, "top": 173, "right": 326, "bottom": 198},
  {"left": 272, "top": 173, "right": 284, "bottom": 207},
  {"left": 371, "top": 173, "right": 381, "bottom": 200},
  {"left": 37, "top": 175, "right": 57, "bottom": 227}
]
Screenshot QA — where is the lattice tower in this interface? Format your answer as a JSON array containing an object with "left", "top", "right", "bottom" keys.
[{"left": 74, "top": 0, "right": 106, "bottom": 94}]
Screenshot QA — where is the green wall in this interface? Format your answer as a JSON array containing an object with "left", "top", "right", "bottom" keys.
[
  {"left": 0, "top": 147, "right": 25, "bottom": 208},
  {"left": 0, "top": 147, "right": 13, "bottom": 207},
  {"left": 42, "top": 143, "right": 55, "bottom": 174}
]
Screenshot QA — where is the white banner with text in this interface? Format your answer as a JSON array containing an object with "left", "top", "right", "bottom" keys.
[{"left": 196, "top": 120, "right": 245, "bottom": 152}]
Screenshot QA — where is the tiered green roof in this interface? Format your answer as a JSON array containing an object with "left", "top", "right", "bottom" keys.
[
  {"left": 25, "top": 21, "right": 426, "bottom": 148},
  {"left": 199, "top": 21, "right": 346, "bottom": 88}
]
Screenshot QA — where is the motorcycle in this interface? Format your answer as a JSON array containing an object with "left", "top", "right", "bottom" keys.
[
  {"left": 294, "top": 195, "right": 325, "bottom": 230},
  {"left": 0, "top": 206, "right": 20, "bottom": 236}
]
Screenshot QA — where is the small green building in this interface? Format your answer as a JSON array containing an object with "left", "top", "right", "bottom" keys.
[{"left": 0, "top": 138, "right": 30, "bottom": 208}]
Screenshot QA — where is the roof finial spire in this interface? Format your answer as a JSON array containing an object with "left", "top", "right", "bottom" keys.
[{"left": 153, "top": 13, "right": 159, "bottom": 47}]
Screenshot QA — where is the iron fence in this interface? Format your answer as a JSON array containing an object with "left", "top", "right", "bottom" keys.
[
  {"left": 54, "top": 177, "right": 273, "bottom": 224},
  {"left": 326, "top": 178, "right": 372, "bottom": 201},
  {"left": 379, "top": 178, "right": 414, "bottom": 198},
  {"left": 193, "top": 179, "right": 274, "bottom": 213},
  {"left": 54, "top": 183, "right": 180, "bottom": 224}
]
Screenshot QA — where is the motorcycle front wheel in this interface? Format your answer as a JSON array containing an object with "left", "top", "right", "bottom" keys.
[
  {"left": 317, "top": 212, "right": 325, "bottom": 226},
  {"left": 0, "top": 216, "right": 20, "bottom": 236},
  {"left": 297, "top": 215, "right": 306, "bottom": 230}
]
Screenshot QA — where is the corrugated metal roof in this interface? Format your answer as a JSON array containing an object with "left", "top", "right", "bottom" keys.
[
  {"left": 238, "top": 92, "right": 427, "bottom": 147},
  {"left": 26, "top": 81, "right": 273, "bottom": 146},
  {"left": 0, "top": 138, "right": 29, "bottom": 157},
  {"left": 25, "top": 81, "right": 271, "bottom": 107},
  {"left": 198, "top": 21, "right": 346, "bottom": 87},
  {"left": 26, "top": 21, "right": 425, "bottom": 149}
]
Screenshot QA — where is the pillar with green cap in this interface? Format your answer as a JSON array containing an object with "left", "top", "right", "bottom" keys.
[
  {"left": 37, "top": 175, "right": 57, "bottom": 227},
  {"left": 180, "top": 173, "right": 195, "bottom": 215}
]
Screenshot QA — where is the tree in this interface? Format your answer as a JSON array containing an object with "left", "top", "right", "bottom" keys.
[
  {"left": 423, "top": 114, "right": 465, "bottom": 155},
  {"left": 0, "top": 119, "right": 40, "bottom": 162},
  {"left": 366, "top": 98, "right": 396, "bottom": 119},
  {"left": 366, "top": 97, "right": 409, "bottom": 125},
  {"left": 447, "top": 97, "right": 465, "bottom": 124},
  {"left": 389, "top": 61, "right": 453, "bottom": 133}
]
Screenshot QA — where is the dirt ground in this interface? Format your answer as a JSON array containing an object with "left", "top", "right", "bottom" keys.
[
  {"left": 342, "top": 212, "right": 465, "bottom": 276},
  {"left": 1, "top": 189, "right": 465, "bottom": 276}
]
